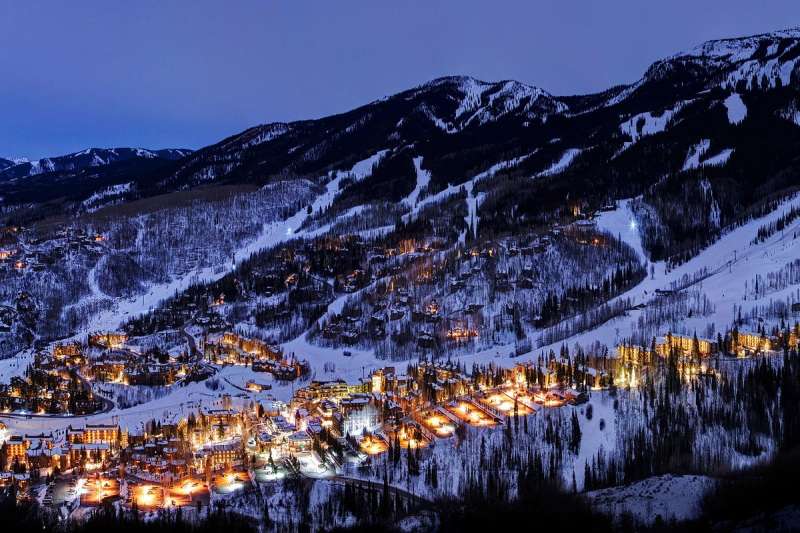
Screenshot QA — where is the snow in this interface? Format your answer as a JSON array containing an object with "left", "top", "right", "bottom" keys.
[
  {"left": 722, "top": 54, "right": 800, "bottom": 91},
  {"left": 1, "top": 156, "right": 29, "bottom": 165},
  {"left": 134, "top": 148, "right": 157, "bottom": 158},
  {"left": 419, "top": 103, "right": 456, "bottom": 133},
  {"left": 534, "top": 192, "right": 800, "bottom": 353},
  {"left": 620, "top": 101, "right": 690, "bottom": 144},
  {"left": 0, "top": 363, "right": 291, "bottom": 437},
  {"left": 65, "top": 151, "right": 389, "bottom": 337},
  {"left": 683, "top": 140, "right": 711, "bottom": 170},
  {"left": 463, "top": 180, "right": 484, "bottom": 243},
  {"left": 413, "top": 76, "right": 566, "bottom": 132},
  {"left": 403, "top": 157, "right": 431, "bottom": 207},
  {"left": 438, "top": 191, "right": 800, "bottom": 366},
  {"left": 402, "top": 152, "right": 533, "bottom": 233},
  {"left": 461, "top": 80, "right": 567, "bottom": 127},
  {"left": 683, "top": 141, "right": 733, "bottom": 170},
  {"left": 594, "top": 200, "right": 646, "bottom": 261},
  {"left": 27, "top": 158, "right": 55, "bottom": 176},
  {"left": 587, "top": 474, "right": 716, "bottom": 524},
  {"left": 702, "top": 148, "right": 734, "bottom": 167},
  {"left": 536, "top": 148, "right": 582, "bottom": 177},
  {"left": 40, "top": 172, "right": 800, "bottom": 425},
  {"left": 242, "top": 124, "right": 290, "bottom": 149},
  {"left": 453, "top": 77, "right": 490, "bottom": 120},
  {"left": 574, "top": 393, "right": 617, "bottom": 488},
  {"left": 779, "top": 102, "right": 800, "bottom": 127},
  {"left": 81, "top": 182, "right": 132, "bottom": 209},
  {"left": 337, "top": 150, "right": 389, "bottom": 184},
  {"left": 724, "top": 93, "right": 747, "bottom": 124},
  {"left": 0, "top": 350, "right": 34, "bottom": 384}
]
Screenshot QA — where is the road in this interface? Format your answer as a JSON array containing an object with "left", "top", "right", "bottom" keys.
[{"left": 330, "top": 475, "right": 432, "bottom": 507}]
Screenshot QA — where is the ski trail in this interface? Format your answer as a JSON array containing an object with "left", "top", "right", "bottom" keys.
[
  {"left": 65, "top": 152, "right": 388, "bottom": 338},
  {"left": 60, "top": 254, "right": 111, "bottom": 319}
]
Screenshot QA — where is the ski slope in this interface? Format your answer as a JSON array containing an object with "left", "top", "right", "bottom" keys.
[
  {"left": 534, "top": 193, "right": 800, "bottom": 353},
  {"left": 70, "top": 151, "right": 390, "bottom": 337}
]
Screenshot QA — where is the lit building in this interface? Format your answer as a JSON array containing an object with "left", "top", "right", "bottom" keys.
[
  {"left": 735, "top": 330, "right": 771, "bottom": 355},
  {"left": 339, "top": 394, "right": 380, "bottom": 437},
  {"left": 656, "top": 333, "right": 717, "bottom": 358}
]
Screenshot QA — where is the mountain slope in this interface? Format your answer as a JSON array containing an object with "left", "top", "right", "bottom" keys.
[
  {"left": 1, "top": 29, "right": 800, "bottom": 265},
  {"left": 0, "top": 147, "right": 191, "bottom": 183}
]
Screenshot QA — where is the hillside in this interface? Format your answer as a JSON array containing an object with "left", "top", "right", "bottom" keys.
[{"left": 2, "top": 26, "right": 800, "bottom": 533}]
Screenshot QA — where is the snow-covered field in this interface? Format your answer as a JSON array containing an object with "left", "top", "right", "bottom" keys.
[
  {"left": 0, "top": 363, "right": 290, "bottom": 436},
  {"left": 534, "top": 193, "right": 800, "bottom": 353},
  {"left": 587, "top": 474, "right": 716, "bottom": 524},
  {"left": 7, "top": 192, "right": 799, "bottom": 443},
  {"left": 66, "top": 151, "right": 389, "bottom": 337}
]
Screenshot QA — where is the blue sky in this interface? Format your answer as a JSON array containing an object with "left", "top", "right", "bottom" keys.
[{"left": 1, "top": 1, "right": 798, "bottom": 159}]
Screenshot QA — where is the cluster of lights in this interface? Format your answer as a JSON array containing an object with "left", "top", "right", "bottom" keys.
[
  {"left": 359, "top": 435, "right": 388, "bottom": 455},
  {"left": 448, "top": 401, "right": 496, "bottom": 427},
  {"left": 421, "top": 412, "right": 455, "bottom": 437},
  {"left": 135, "top": 484, "right": 162, "bottom": 509}
]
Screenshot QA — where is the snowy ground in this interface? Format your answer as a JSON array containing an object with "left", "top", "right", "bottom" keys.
[
  {"left": 4, "top": 187, "right": 800, "bottom": 515},
  {"left": 284, "top": 192, "right": 800, "bottom": 400},
  {"left": 587, "top": 474, "right": 716, "bottom": 524},
  {"left": 573, "top": 391, "right": 618, "bottom": 488},
  {"left": 0, "top": 364, "right": 290, "bottom": 436},
  {"left": 62, "top": 151, "right": 389, "bottom": 338},
  {"left": 0, "top": 349, "right": 33, "bottom": 383},
  {"left": 557, "top": 193, "right": 800, "bottom": 350}
]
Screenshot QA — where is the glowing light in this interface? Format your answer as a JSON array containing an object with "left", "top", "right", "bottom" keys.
[
  {"left": 134, "top": 485, "right": 162, "bottom": 509},
  {"left": 359, "top": 435, "right": 388, "bottom": 455}
]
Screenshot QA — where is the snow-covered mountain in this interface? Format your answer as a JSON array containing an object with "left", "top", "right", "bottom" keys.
[
  {"left": 0, "top": 147, "right": 192, "bottom": 183},
  {"left": 405, "top": 75, "right": 568, "bottom": 131},
  {"left": 607, "top": 28, "right": 800, "bottom": 108},
  {"left": 3, "top": 31, "right": 800, "bottom": 532},
  {"left": 2, "top": 28, "right": 800, "bottom": 254}
]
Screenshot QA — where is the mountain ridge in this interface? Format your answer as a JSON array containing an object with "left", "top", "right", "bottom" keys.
[{"left": 2, "top": 27, "right": 800, "bottom": 242}]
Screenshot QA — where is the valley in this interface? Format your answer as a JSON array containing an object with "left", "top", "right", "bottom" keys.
[{"left": 2, "top": 26, "right": 800, "bottom": 532}]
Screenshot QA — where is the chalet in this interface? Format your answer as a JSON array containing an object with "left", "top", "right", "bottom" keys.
[
  {"left": 2, "top": 435, "right": 29, "bottom": 470},
  {"left": 88, "top": 359, "right": 126, "bottom": 383},
  {"left": 656, "top": 333, "right": 717, "bottom": 358},
  {"left": 340, "top": 329, "right": 359, "bottom": 345},
  {"left": 88, "top": 332, "right": 128, "bottom": 350},
  {"left": 67, "top": 423, "right": 124, "bottom": 450},
  {"left": 495, "top": 271, "right": 511, "bottom": 291},
  {"left": 734, "top": 330, "right": 771, "bottom": 355},
  {"left": 196, "top": 440, "right": 242, "bottom": 470},
  {"left": 417, "top": 332, "right": 436, "bottom": 349},
  {"left": 446, "top": 325, "right": 478, "bottom": 342},
  {"left": 53, "top": 342, "right": 84, "bottom": 363},
  {"left": 616, "top": 344, "right": 651, "bottom": 362},
  {"left": 287, "top": 431, "right": 312, "bottom": 453},
  {"left": 295, "top": 380, "right": 350, "bottom": 402},
  {"left": 339, "top": 394, "right": 380, "bottom": 436},
  {"left": 126, "top": 364, "right": 180, "bottom": 387}
]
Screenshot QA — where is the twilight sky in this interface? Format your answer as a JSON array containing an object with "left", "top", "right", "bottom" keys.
[{"left": 0, "top": 1, "right": 798, "bottom": 159}]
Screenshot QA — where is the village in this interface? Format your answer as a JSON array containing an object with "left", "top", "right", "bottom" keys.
[
  {"left": 0, "top": 224, "right": 106, "bottom": 275},
  {"left": 0, "top": 357, "right": 587, "bottom": 518},
  {"left": 0, "top": 317, "right": 793, "bottom": 520},
  {"left": 0, "top": 329, "right": 309, "bottom": 417}
]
